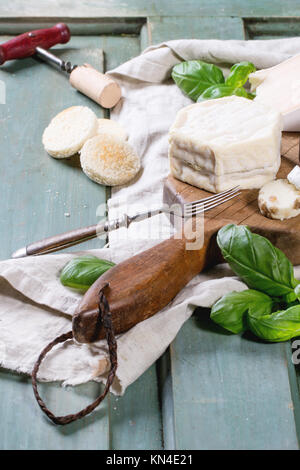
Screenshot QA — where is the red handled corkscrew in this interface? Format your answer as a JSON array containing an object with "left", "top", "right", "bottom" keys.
[
  {"left": 0, "top": 23, "right": 121, "bottom": 108},
  {"left": 0, "top": 23, "right": 70, "bottom": 65}
]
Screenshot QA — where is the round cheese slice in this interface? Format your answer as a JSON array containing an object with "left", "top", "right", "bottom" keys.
[
  {"left": 80, "top": 134, "right": 140, "bottom": 186},
  {"left": 258, "top": 179, "right": 300, "bottom": 220},
  {"left": 42, "top": 106, "right": 98, "bottom": 158}
]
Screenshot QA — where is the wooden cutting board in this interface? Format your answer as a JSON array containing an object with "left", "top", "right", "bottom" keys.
[{"left": 163, "top": 132, "right": 300, "bottom": 265}]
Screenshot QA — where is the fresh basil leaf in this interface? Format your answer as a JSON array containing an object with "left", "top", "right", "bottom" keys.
[
  {"left": 294, "top": 284, "right": 300, "bottom": 301},
  {"left": 217, "top": 225, "right": 299, "bottom": 297},
  {"left": 225, "top": 61, "right": 256, "bottom": 88},
  {"left": 284, "top": 291, "right": 298, "bottom": 304},
  {"left": 197, "top": 84, "right": 249, "bottom": 102},
  {"left": 172, "top": 60, "right": 224, "bottom": 101},
  {"left": 60, "top": 255, "right": 115, "bottom": 291},
  {"left": 248, "top": 304, "right": 300, "bottom": 342},
  {"left": 211, "top": 289, "right": 273, "bottom": 334},
  {"left": 247, "top": 91, "right": 256, "bottom": 100}
]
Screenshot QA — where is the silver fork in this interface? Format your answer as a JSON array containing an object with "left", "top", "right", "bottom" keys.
[{"left": 11, "top": 186, "right": 240, "bottom": 258}]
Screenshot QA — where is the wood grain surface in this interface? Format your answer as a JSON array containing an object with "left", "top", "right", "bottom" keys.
[{"left": 2, "top": 1, "right": 300, "bottom": 19}]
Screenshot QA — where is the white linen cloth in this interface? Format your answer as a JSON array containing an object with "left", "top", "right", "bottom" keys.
[{"left": 1, "top": 38, "right": 300, "bottom": 394}]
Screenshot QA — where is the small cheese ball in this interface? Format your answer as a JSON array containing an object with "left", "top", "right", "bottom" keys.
[
  {"left": 258, "top": 179, "right": 300, "bottom": 220},
  {"left": 80, "top": 134, "right": 140, "bottom": 186}
]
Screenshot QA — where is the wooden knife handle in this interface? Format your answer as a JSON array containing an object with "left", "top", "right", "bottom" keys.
[
  {"left": 73, "top": 219, "right": 223, "bottom": 343},
  {"left": 26, "top": 223, "right": 101, "bottom": 256},
  {"left": 0, "top": 23, "right": 70, "bottom": 65}
]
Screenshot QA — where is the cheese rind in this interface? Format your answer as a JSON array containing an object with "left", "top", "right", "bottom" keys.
[
  {"left": 169, "top": 96, "right": 282, "bottom": 193},
  {"left": 171, "top": 157, "right": 280, "bottom": 193},
  {"left": 258, "top": 179, "right": 300, "bottom": 220}
]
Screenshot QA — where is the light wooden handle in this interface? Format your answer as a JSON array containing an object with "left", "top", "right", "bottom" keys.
[{"left": 69, "top": 64, "right": 121, "bottom": 109}]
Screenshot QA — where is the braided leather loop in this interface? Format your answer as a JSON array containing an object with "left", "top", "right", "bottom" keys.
[{"left": 31, "top": 284, "right": 117, "bottom": 425}]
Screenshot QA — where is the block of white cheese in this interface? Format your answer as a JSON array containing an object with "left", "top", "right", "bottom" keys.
[
  {"left": 168, "top": 96, "right": 282, "bottom": 193},
  {"left": 249, "top": 54, "right": 300, "bottom": 131},
  {"left": 287, "top": 165, "right": 300, "bottom": 190},
  {"left": 258, "top": 179, "right": 300, "bottom": 220}
]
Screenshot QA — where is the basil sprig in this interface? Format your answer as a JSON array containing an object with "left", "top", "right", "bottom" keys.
[
  {"left": 217, "top": 225, "right": 299, "bottom": 297},
  {"left": 225, "top": 61, "right": 256, "bottom": 88},
  {"left": 247, "top": 305, "right": 300, "bottom": 342},
  {"left": 172, "top": 60, "right": 225, "bottom": 101},
  {"left": 172, "top": 60, "right": 256, "bottom": 102},
  {"left": 211, "top": 225, "right": 300, "bottom": 342},
  {"left": 211, "top": 290, "right": 273, "bottom": 334},
  {"left": 197, "top": 84, "right": 253, "bottom": 102},
  {"left": 60, "top": 255, "right": 115, "bottom": 291}
]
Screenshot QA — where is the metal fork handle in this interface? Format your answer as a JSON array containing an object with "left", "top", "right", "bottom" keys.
[{"left": 11, "top": 188, "right": 241, "bottom": 258}]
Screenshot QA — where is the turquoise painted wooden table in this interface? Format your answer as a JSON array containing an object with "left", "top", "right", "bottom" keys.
[{"left": 0, "top": 1, "right": 300, "bottom": 450}]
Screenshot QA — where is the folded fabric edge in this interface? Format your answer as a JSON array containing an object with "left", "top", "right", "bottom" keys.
[{"left": 107, "top": 37, "right": 300, "bottom": 83}]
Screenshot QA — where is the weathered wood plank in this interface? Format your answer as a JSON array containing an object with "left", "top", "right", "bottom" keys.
[
  {"left": 170, "top": 313, "right": 299, "bottom": 450},
  {"left": 110, "top": 365, "right": 163, "bottom": 450},
  {"left": 0, "top": 371, "right": 110, "bottom": 450},
  {"left": 147, "top": 16, "right": 245, "bottom": 44},
  {"left": 156, "top": 353, "right": 176, "bottom": 450},
  {"left": 286, "top": 342, "right": 300, "bottom": 446},
  {"left": 245, "top": 18, "right": 300, "bottom": 39},
  {"left": 0, "top": 19, "right": 145, "bottom": 36},
  {"left": 148, "top": 15, "right": 300, "bottom": 450},
  {"left": 0, "top": 37, "right": 107, "bottom": 259},
  {"left": 0, "top": 34, "right": 143, "bottom": 450},
  {"left": 1, "top": 0, "right": 300, "bottom": 19},
  {"left": 0, "top": 36, "right": 110, "bottom": 450}
]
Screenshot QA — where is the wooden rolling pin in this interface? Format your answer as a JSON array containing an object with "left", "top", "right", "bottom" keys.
[
  {"left": 32, "top": 218, "right": 224, "bottom": 425},
  {"left": 72, "top": 219, "right": 223, "bottom": 343},
  {"left": 0, "top": 23, "right": 121, "bottom": 108}
]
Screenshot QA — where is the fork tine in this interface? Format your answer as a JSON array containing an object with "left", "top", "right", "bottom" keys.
[
  {"left": 185, "top": 187, "right": 241, "bottom": 214},
  {"left": 184, "top": 186, "right": 240, "bottom": 210},
  {"left": 204, "top": 191, "right": 241, "bottom": 211},
  {"left": 185, "top": 191, "right": 241, "bottom": 216},
  {"left": 202, "top": 188, "right": 241, "bottom": 209}
]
